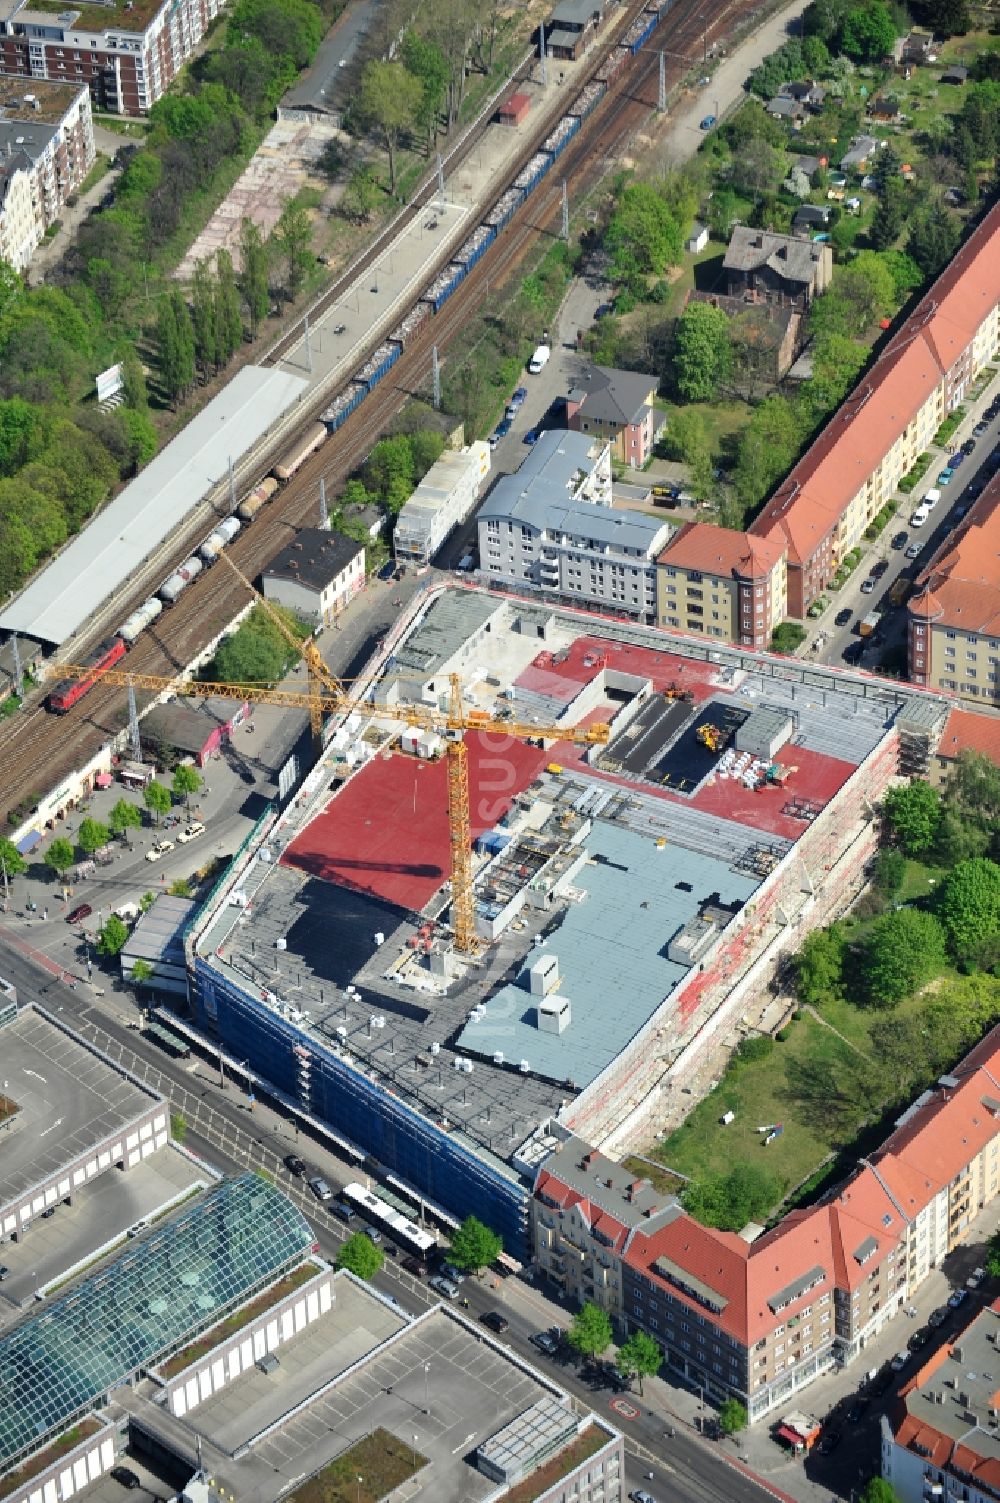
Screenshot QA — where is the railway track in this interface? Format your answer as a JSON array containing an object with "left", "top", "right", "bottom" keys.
[{"left": 0, "top": 0, "right": 760, "bottom": 825}]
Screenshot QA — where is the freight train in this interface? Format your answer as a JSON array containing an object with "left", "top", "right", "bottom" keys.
[{"left": 42, "top": 1, "right": 672, "bottom": 713}]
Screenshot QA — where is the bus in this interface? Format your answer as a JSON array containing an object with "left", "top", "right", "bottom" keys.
[{"left": 340, "top": 1182, "right": 437, "bottom": 1256}]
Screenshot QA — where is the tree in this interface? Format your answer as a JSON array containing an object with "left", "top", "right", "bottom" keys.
[
  {"left": 358, "top": 60, "right": 423, "bottom": 196},
  {"left": 718, "top": 1398, "right": 748, "bottom": 1435},
  {"left": 401, "top": 30, "right": 449, "bottom": 150},
  {"left": 273, "top": 200, "right": 312, "bottom": 302},
  {"left": 108, "top": 798, "right": 142, "bottom": 840},
  {"left": 140, "top": 891, "right": 156, "bottom": 912},
  {"left": 131, "top": 958, "right": 154, "bottom": 999},
  {"left": 795, "top": 923, "right": 846, "bottom": 1006},
  {"left": 172, "top": 764, "right": 202, "bottom": 810},
  {"left": 228, "top": 0, "right": 322, "bottom": 70},
  {"left": 210, "top": 603, "right": 307, "bottom": 684},
  {"left": 0, "top": 834, "right": 27, "bottom": 884},
  {"left": 238, "top": 218, "right": 270, "bottom": 340},
  {"left": 872, "top": 848, "right": 906, "bottom": 897},
  {"left": 96, "top": 913, "right": 129, "bottom": 957},
  {"left": 156, "top": 289, "right": 195, "bottom": 405},
  {"left": 44, "top": 836, "right": 75, "bottom": 881},
  {"left": 214, "top": 249, "right": 244, "bottom": 364},
  {"left": 449, "top": 1215, "right": 502, "bottom": 1273},
  {"left": 661, "top": 408, "right": 712, "bottom": 499},
  {"left": 937, "top": 858, "right": 1000, "bottom": 963},
  {"left": 672, "top": 303, "right": 733, "bottom": 403},
  {"left": 78, "top": 817, "right": 110, "bottom": 855},
  {"left": 730, "top": 139, "right": 782, "bottom": 200},
  {"left": 617, "top": 1331, "right": 661, "bottom": 1395},
  {"left": 566, "top": 1302, "right": 613, "bottom": 1361},
  {"left": 168, "top": 877, "right": 194, "bottom": 897},
  {"left": 144, "top": 779, "right": 172, "bottom": 825},
  {"left": 732, "top": 394, "right": 802, "bottom": 513},
  {"left": 683, "top": 1164, "right": 783, "bottom": 1231},
  {"left": 605, "top": 182, "right": 682, "bottom": 282},
  {"left": 859, "top": 1480, "right": 902, "bottom": 1503},
  {"left": 191, "top": 257, "right": 219, "bottom": 378},
  {"left": 839, "top": 2, "right": 897, "bottom": 62},
  {"left": 987, "top": 1229, "right": 1000, "bottom": 1280},
  {"left": 869, "top": 176, "right": 907, "bottom": 251},
  {"left": 770, "top": 621, "right": 807, "bottom": 653},
  {"left": 336, "top": 1231, "right": 384, "bottom": 1280},
  {"left": 882, "top": 780, "right": 941, "bottom": 855},
  {"left": 343, "top": 163, "right": 379, "bottom": 223},
  {"left": 908, "top": 202, "right": 961, "bottom": 279},
  {"left": 707, "top": 188, "right": 743, "bottom": 241},
  {"left": 862, "top": 908, "right": 948, "bottom": 1006}
]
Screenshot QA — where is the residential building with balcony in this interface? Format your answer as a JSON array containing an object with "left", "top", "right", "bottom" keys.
[
  {"left": 531, "top": 1129, "right": 681, "bottom": 1328},
  {"left": 0, "top": 72, "right": 92, "bottom": 268},
  {"left": 749, "top": 201, "right": 1000, "bottom": 618},
  {"left": 565, "top": 366, "right": 661, "bottom": 469},
  {"left": 477, "top": 429, "right": 670, "bottom": 619},
  {"left": 0, "top": 0, "right": 224, "bottom": 115},
  {"left": 907, "top": 481, "right": 1000, "bottom": 706},
  {"left": 656, "top": 523, "right": 787, "bottom": 648},
  {"left": 881, "top": 1300, "right": 1000, "bottom": 1503}
]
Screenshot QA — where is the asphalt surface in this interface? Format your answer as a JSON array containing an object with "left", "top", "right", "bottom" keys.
[{"left": 807, "top": 399, "right": 1000, "bottom": 671}]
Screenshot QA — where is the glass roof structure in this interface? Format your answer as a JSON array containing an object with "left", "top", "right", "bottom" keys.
[{"left": 0, "top": 1174, "right": 314, "bottom": 1473}]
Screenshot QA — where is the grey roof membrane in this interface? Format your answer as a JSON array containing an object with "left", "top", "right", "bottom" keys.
[
  {"left": 456, "top": 821, "right": 758, "bottom": 1088},
  {"left": 0, "top": 366, "right": 309, "bottom": 647}
]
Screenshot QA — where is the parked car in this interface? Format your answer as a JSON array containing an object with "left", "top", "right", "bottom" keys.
[
  {"left": 847, "top": 1396, "right": 870, "bottom": 1423},
  {"left": 439, "top": 1261, "right": 465, "bottom": 1284},
  {"left": 531, "top": 1329, "right": 560, "bottom": 1355},
  {"left": 973, "top": 420, "right": 991, "bottom": 437},
  {"left": 402, "top": 1255, "right": 429, "bottom": 1277},
  {"left": 929, "top": 1306, "right": 950, "bottom": 1328},
  {"left": 948, "top": 1288, "right": 969, "bottom": 1309},
  {"left": 891, "top": 531, "right": 908, "bottom": 549},
  {"left": 146, "top": 839, "right": 174, "bottom": 862},
  {"left": 66, "top": 903, "right": 92, "bottom": 924},
  {"left": 511, "top": 386, "right": 528, "bottom": 409},
  {"left": 890, "top": 1350, "right": 910, "bottom": 1371},
  {"left": 284, "top": 1154, "right": 306, "bottom": 1177},
  {"left": 308, "top": 1175, "right": 333, "bottom": 1202},
  {"left": 700, "top": 114, "right": 716, "bottom": 129},
  {"left": 949, "top": 450, "right": 966, "bottom": 468},
  {"left": 488, "top": 432, "right": 502, "bottom": 451},
  {"left": 871, "top": 559, "right": 889, "bottom": 578},
  {"left": 936, "top": 469, "right": 954, "bottom": 485},
  {"left": 835, "top": 607, "right": 853, "bottom": 626},
  {"left": 860, "top": 577, "right": 876, "bottom": 594},
  {"left": 629, "top": 1492, "right": 658, "bottom": 1503},
  {"left": 905, "top": 542, "right": 922, "bottom": 559},
  {"left": 364, "top": 1225, "right": 382, "bottom": 1244},
  {"left": 480, "top": 1311, "right": 510, "bottom": 1334},
  {"left": 428, "top": 1274, "right": 460, "bottom": 1300},
  {"left": 961, "top": 438, "right": 977, "bottom": 454},
  {"left": 523, "top": 429, "right": 539, "bottom": 445},
  {"left": 908, "top": 1327, "right": 932, "bottom": 1352},
  {"left": 0, "top": 1265, "right": 9, "bottom": 1281},
  {"left": 332, "top": 1200, "right": 355, "bottom": 1222},
  {"left": 177, "top": 821, "right": 205, "bottom": 844},
  {"left": 111, "top": 1470, "right": 141, "bottom": 1491},
  {"left": 967, "top": 1266, "right": 987, "bottom": 1289},
  {"left": 377, "top": 560, "right": 395, "bottom": 582},
  {"left": 496, "top": 418, "right": 512, "bottom": 438}
]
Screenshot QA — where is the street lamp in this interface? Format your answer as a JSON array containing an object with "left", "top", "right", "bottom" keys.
[
  {"left": 411, "top": 1434, "right": 418, "bottom": 1468},
  {"left": 355, "top": 1477, "right": 363, "bottom": 1503},
  {"left": 423, "top": 1362, "right": 430, "bottom": 1414}
]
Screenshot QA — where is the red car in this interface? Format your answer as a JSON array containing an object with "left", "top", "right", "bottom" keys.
[{"left": 66, "top": 904, "right": 92, "bottom": 924}]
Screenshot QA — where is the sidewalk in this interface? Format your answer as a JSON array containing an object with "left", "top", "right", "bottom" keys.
[{"left": 29, "top": 125, "right": 125, "bottom": 285}]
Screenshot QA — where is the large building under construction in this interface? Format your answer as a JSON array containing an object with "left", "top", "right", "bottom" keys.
[{"left": 187, "top": 587, "right": 946, "bottom": 1257}]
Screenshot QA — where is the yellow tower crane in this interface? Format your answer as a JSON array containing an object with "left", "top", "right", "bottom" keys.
[{"left": 48, "top": 656, "right": 610, "bottom": 955}]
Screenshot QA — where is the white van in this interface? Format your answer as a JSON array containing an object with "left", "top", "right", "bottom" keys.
[
  {"left": 911, "top": 505, "right": 930, "bottom": 528},
  {"left": 528, "top": 343, "right": 550, "bottom": 374},
  {"left": 923, "top": 488, "right": 942, "bottom": 509}
]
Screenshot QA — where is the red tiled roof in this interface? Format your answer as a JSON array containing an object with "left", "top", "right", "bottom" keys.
[
  {"left": 658, "top": 522, "right": 786, "bottom": 578},
  {"left": 893, "top": 1309, "right": 1000, "bottom": 1489},
  {"left": 936, "top": 706, "right": 1000, "bottom": 765},
  {"left": 909, "top": 482, "right": 1000, "bottom": 635},
  {"left": 749, "top": 201, "right": 1000, "bottom": 568}
]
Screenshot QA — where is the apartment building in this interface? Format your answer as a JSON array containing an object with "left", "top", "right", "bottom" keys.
[
  {"left": 0, "top": 73, "right": 92, "bottom": 269},
  {"left": 928, "top": 705, "right": 1000, "bottom": 787},
  {"left": 532, "top": 1025, "right": 1000, "bottom": 1425},
  {"left": 477, "top": 429, "right": 670, "bottom": 619},
  {"left": 656, "top": 523, "right": 787, "bottom": 649},
  {"left": 262, "top": 528, "right": 365, "bottom": 628},
  {"left": 881, "top": 1301, "right": 1000, "bottom": 1503},
  {"left": 907, "top": 481, "right": 1000, "bottom": 706},
  {"left": 565, "top": 366, "right": 661, "bottom": 469},
  {"left": 748, "top": 201, "right": 1000, "bottom": 618},
  {"left": 532, "top": 1131, "right": 681, "bottom": 1328},
  {"left": 0, "top": 0, "right": 224, "bottom": 115}
]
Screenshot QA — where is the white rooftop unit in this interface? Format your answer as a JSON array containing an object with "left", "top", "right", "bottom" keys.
[
  {"left": 735, "top": 707, "right": 794, "bottom": 760},
  {"left": 537, "top": 995, "right": 571, "bottom": 1035},
  {"left": 528, "top": 952, "right": 560, "bottom": 998}
]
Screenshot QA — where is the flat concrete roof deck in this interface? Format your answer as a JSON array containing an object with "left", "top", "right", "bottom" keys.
[{"left": 0, "top": 1007, "right": 160, "bottom": 1214}]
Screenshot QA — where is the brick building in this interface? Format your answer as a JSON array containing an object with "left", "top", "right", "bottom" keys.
[
  {"left": 748, "top": 202, "right": 1000, "bottom": 618},
  {"left": 656, "top": 522, "right": 787, "bottom": 648},
  {"left": 907, "top": 480, "right": 1000, "bottom": 706},
  {"left": 532, "top": 1025, "right": 1000, "bottom": 1425},
  {"left": 0, "top": 0, "right": 224, "bottom": 115},
  {"left": 0, "top": 72, "right": 92, "bottom": 268}
]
